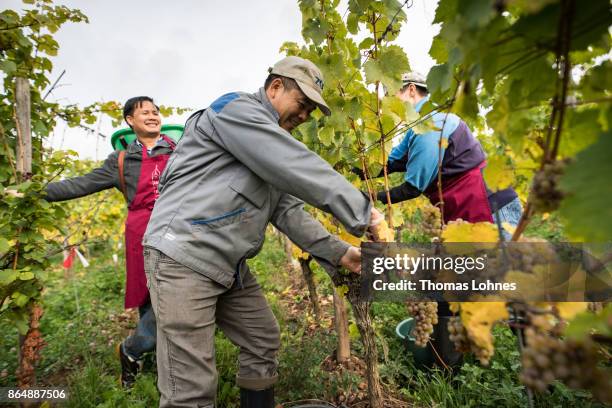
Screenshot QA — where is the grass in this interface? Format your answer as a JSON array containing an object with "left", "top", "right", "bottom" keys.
[{"left": 0, "top": 230, "right": 606, "bottom": 407}]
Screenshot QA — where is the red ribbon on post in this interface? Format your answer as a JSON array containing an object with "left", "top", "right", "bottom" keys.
[{"left": 62, "top": 247, "right": 76, "bottom": 269}]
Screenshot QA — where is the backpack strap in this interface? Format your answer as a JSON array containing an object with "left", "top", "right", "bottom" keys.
[
  {"left": 119, "top": 135, "right": 129, "bottom": 150},
  {"left": 118, "top": 150, "right": 128, "bottom": 201}
]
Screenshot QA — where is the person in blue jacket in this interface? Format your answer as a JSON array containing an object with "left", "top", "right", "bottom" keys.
[{"left": 358, "top": 72, "right": 523, "bottom": 237}]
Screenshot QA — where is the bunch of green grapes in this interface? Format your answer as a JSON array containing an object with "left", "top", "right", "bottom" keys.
[
  {"left": 421, "top": 205, "right": 442, "bottom": 238},
  {"left": 447, "top": 315, "right": 494, "bottom": 365},
  {"left": 447, "top": 315, "right": 470, "bottom": 352},
  {"left": 406, "top": 301, "right": 438, "bottom": 347},
  {"left": 486, "top": 237, "right": 557, "bottom": 275},
  {"left": 531, "top": 158, "right": 571, "bottom": 213},
  {"left": 520, "top": 326, "right": 611, "bottom": 403}
]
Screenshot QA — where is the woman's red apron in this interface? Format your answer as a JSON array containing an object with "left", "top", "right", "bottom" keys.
[
  {"left": 124, "top": 135, "right": 174, "bottom": 309},
  {"left": 425, "top": 161, "right": 493, "bottom": 224}
]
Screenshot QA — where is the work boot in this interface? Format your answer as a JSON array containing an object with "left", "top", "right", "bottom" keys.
[
  {"left": 240, "top": 387, "right": 274, "bottom": 408},
  {"left": 117, "top": 342, "right": 143, "bottom": 388}
]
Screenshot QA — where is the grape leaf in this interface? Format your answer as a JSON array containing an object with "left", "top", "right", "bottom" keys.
[
  {"left": 363, "top": 45, "right": 410, "bottom": 94},
  {"left": 554, "top": 302, "right": 588, "bottom": 320},
  {"left": 559, "top": 131, "right": 612, "bottom": 241},
  {"left": 459, "top": 301, "right": 508, "bottom": 364},
  {"left": 442, "top": 221, "right": 499, "bottom": 243},
  {"left": 484, "top": 155, "right": 514, "bottom": 191}
]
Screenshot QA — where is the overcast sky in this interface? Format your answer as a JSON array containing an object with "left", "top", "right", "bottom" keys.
[{"left": 10, "top": 0, "right": 440, "bottom": 159}]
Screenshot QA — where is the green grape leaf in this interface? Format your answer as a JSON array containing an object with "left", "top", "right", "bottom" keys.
[
  {"left": 559, "top": 131, "right": 612, "bottom": 241},
  {"left": 0, "top": 237, "right": 9, "bottom": 254},
  {"left": 381, "top": 96, "right": 406, "bottom": 120},
  {"left": 319, "top": 125, "right": 335, "bottom": 146},
  {"left": 429, "top": 36, "right": 448, "bottom": 63},
  {"left": 0, "top": 60, "right": 17, "bottom": 75},
  {"left": 347, "top": 12, "right": 359, "bottom": 34},
  {"left": 348, "top": 0, "right": 373, "bottom": 15},
  {"left": 327, "top": 109, "right": 349, "bottom": 132},
  {"left": 462, "top": 0, "right": 496, "bottom": 28},
  {"left": 427, "top": 63, "right": 452, "bottom": 101},
  {"left": 363, "top": 45, "right": 409, "bottom": 94},
  {"left": 19, "top": 271, "right": 35, "bottom": 280},
  {"left": 12, "top": 292, "right": 30, "bottom": 308},
  {"left": 0, "top": 269, "right": 19, "bottom": 285},
  {"left": 349, "top": 321, "right": 361, "bottom": 340},
  {"left": 15, "top": 316, "right": 29, "bottom": 335},
  {"left": 560, "top": 108, "right": 601, "bottom": 157},
  {"left": 358, "top": 37, "right": 374, "bottom": 50},
  {"left": 303, "top": 18, "right": 328, "bottom": 45},
  {"left": 564, "top": 304, "right": 612, "bottom": 340},
  {"left": 433, "top": 0, "right": 458, "bottom": 24},
  {"left": 580, "top": 61, "right": 612, "bottom": 101}
]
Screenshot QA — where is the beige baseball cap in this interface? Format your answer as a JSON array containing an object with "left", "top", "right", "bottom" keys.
[{"left": 269, "top": 56, "right": 331, "bottom": 116}]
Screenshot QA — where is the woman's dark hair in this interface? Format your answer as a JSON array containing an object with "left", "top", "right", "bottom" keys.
[{"left": 123, "top": 96, "right": 159, "bottom": 126}]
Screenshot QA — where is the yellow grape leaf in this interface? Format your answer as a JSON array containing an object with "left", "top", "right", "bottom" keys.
[
  {"left": 460, "top": 301, "right": 508, "bottom": 356},
  {"left": 382, "top": 96, "right": 406, "bottom": 120},
  {"left": 291, "top": 244, "right": 310, "bottom": 260},
  {"left": 542, "top": 213, "right": 550, "bottom": 220},
  {"left": 336, "top": 285, "right": 349, "bottom": 298},
  {"left": 442, "top": 221, "right": 498, "bottom": 243},
  {"left": 371, "top": 219, "right": 394, "bottom": 242},
  {"left": 397, "top": 198, "right": 423, "bottom": 218},
  {"left": 554, "top": 302, "right": 588, "bottom": 320},
  {"left": 484, "top": 155, "right": 514, "bottom": 191}
]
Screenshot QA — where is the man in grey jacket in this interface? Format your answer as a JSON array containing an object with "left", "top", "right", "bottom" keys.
[{"left": 143, "top": 56, "right": 382, "bottom": 408}]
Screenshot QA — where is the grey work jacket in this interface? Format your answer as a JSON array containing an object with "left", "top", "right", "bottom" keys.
[
  {"left": 45, "top": 139, "right": 174, "bottom": 204},
  {"left": 143, "top": 88, "right": 371, "bottom": 287}
]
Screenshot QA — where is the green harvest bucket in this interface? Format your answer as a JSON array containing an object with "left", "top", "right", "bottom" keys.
[
  {"left": 395, "top": 318, "right": 435, "bottom": 369},
  {"left": 110, "top": 124, "right": 184, "bottom": 151}
]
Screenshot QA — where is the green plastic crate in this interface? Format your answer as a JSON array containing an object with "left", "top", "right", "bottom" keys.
[{"left": 111, "top": 124, "right": 184, "bottom": 151}]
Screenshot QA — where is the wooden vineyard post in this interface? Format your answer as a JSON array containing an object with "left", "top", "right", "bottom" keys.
[
  {"left": 332, "top": 286, "right": 351, "bottom": 364},
  {"left": 15, "top": 77, "right": 32, "bottom": 181},
  {"left": 14, "top": 76, "right": 45, "bottom": 394}
]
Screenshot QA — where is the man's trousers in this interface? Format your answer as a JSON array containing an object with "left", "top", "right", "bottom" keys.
[{"left": 144, "top": 247, "right": 280, "bottom": 408}]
